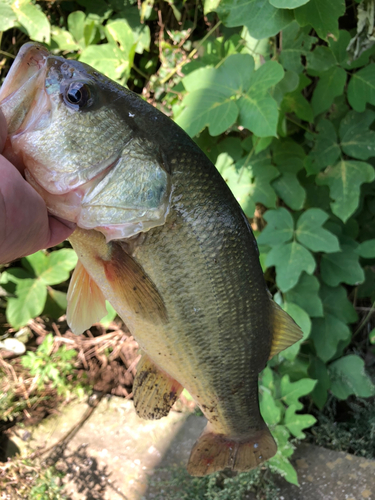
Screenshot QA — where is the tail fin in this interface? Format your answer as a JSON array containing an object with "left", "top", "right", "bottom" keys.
[{"left": 187, "top": 425, "right": 277, "bottom": 477}]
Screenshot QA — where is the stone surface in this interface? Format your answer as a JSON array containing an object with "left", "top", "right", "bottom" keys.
[{"left": 6, "top": 397, "right": 375, "bottom": 499}]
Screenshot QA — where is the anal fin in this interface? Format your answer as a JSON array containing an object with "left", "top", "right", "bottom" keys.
[
  {"left": 187, "top": 424, "right": 277, "bottom": 476},
  {"left": 133, "top": 354, "right": 183, "bottom": 420},
  {"left": 269, "top": 301, "right": 303, "bottom": 359},
  {"left": 67, "top": 259, "right": 108, "bottom": 335}
]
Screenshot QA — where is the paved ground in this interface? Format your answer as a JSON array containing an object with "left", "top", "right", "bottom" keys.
[{"left": 6, "top": 396, "right": 375, "bottom": 499}]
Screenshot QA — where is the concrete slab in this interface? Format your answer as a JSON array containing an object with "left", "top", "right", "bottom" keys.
[{"left": 6, "top": 397, "right": 375, "bottom": 500}]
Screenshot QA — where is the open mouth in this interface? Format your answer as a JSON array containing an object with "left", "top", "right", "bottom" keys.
[{"left": 0, "top": 43, "right": 49, "bottom": 102}]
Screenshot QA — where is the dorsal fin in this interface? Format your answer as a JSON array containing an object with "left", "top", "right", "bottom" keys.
[
  {"left": 67, "top": 259, "right": 108, "bottom": 335},
  {"left": 269, "top": 301, "right": 303, "bottom": 359}
]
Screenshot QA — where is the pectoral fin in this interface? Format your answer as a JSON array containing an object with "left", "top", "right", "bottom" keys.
[
  {"left": 133, "top": 354, "right": 183, "bottom": 420},
  {"left": 67, "top": 259, "right": 108, "bottom": 335},
  {"left": 101, "top": 241, "right": 168, "bottom": 325},
  {"left": 269, "top": 301, "right": 303, "bottom": 359}
]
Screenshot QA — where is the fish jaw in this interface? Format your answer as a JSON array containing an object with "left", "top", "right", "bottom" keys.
[{"left": 0, "top": 43, "right": 50, "bottom": 136}]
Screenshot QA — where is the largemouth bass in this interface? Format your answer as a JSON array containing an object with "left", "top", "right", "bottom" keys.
[{"left": 0, "top": 43, "right": 302, "bottom": 476}]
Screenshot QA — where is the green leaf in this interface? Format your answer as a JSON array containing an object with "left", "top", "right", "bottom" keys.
[
  {"left": 356, "top": 239, "right": 375, "bottom": 258},
  {"left": 280, "top": 375, "right": 317, "bottom": 410},
  {"left": 0, "top": 2, "right": 17, "bottom": 31},
  {"left": 280, "top": 303, "right": 311, "bottom": 360},
  {"left": 268, "top": 452, "right": 299, "bottom": 486},
  {"left": 311, "top": 66, "right": 347, "bottom": 116},
  {"left": 217, "top": 0, "right": 294, "bottom": 39},
  {"left": 67, "top": 11, "right": 85, "bottom": 46},
  {"left": 238, "top": 94, "right": 280, "bottom": 137},
  {"left": 105, "top": 19, "right": 135, "bottom": 56},
  {"left": 309, "top": 356, "right": 330, "bottom": 409},
  {"left": 80, "top": 44, "right": 127, "bottom": 81},
  {"left": 369, "top": 328, "right": 375, "bottom": 344},
  {"left": 23, "top": 251, "right": 49, "bottom": 277},
  {"left": 266, "top": 242, "right": 316, "bottom": 292},
  {"left": 285, "top": 274, "right": 323, "bottom": 317},
  {"left": 316, "top": 160, "right": 375, "bottom": 222},
  {"left": 272, "top": 171, "right": 306, "bottom": 210},
  {"left": 100, "top": 301, "right": 117, "bottom": 327},
  {"left": 279, "top": 21, "right": 317, "bottom": 74},
  {"left": 7, "top": 279, "right": 47, "bottom": 329},
  {"left": 270, "top": 0, "right": 309, "bottom": 7},
  {"left": 295, "top": 208, "right": 340, "bottom": 253},
  {"left": 281, "top": 89, "right": 314, "bottom": 122},
  {"left": 339, "top": 110, "right": 375, "bottom": 160},
  {"left": 294, "top": 0, "right": 345, "bottom": 40},
  {"left": 347, "top": 64, "right": 375, "bottom": 112},
  {"left": 319, "top": 284, "right": 358, "bottom": 323},
  {"left": 320, "top": 248, "right": 365, "bottom": 286},
  {"left": 256, "top": 207, "right": 294, "bottom": 245},
  {"left": 272, "top": 138, "right": 306, "bottom": 164},
  {"left": 329, "top": 355, "right": 375, "bottom": 399},
  {"left": 306, "top": 119, "right": 341, "bottom": 174},
  {"left": 48, "top": 249, "right": 78, "bottom": 272},
  {"left": 260, "top": 390, "right": 281, "bottom": 426},
  {"left": 12, "top": 0, "right": 50, "bottom": 43},
  {"left": 311, "top": 314, "right": 351, "bottom": 362},
  {"left": 306, "top": 46, "right": 336, "bottom": 73},
  {"left": 51, "top": 27, "right": 80, "bottom": 51},
  {"left": 284, "top": 404, "right": 316, "bottom": 438}
]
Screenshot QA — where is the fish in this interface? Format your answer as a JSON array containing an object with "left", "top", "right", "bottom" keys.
[{"left": 0, "top": 43, "right": 302, "bottom": 476}]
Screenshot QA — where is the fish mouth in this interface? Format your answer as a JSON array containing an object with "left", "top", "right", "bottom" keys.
[{"left": 0, "top": 43, "right": 51, "bottom": 136}]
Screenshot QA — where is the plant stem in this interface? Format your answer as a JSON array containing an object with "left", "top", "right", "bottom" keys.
[{"left": 160, "top": 20, "right": 222, "bottom": 85}]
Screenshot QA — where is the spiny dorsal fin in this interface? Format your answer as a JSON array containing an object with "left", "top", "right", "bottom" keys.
[
  {"left": 133, "top": 353, "right": 182, "bottom": 420},
  {"left": 102, "top": 242, "right": 168, "bottom": 325},
  {"left": 269, "top": 301, "right": 303, "bottom": 359},
  {"left": 67, "top": 259, "right": 108, "bottom": 335}
]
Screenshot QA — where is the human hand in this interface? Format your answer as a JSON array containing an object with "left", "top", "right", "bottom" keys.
[{"left": 0, "top": 109, "right": 76, "bottom": 265}]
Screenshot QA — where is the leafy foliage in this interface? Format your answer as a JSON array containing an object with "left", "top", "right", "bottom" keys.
[{"left": 1, "top": 0, "right": 375, "bottom": 489}]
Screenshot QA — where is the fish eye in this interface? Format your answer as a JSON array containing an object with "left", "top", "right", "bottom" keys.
[{"left": 63, "top": 82, "right": 92, "bottom": 110}]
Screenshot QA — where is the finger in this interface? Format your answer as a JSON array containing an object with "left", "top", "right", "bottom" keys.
[
  {"left": 46, "top": 216, "right": 76, "bottom": 248},
  {"left": 0, "top": 108, "right": 7, "bottom": 152},
  {"left": 1, "top": 139, "right": 25, "bottom": 174}
]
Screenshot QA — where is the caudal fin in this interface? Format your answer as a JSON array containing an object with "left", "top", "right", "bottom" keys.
[{"left": 187, "top": 425, "right": 277, "bottom": 477}]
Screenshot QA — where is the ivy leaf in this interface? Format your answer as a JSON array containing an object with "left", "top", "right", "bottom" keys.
[
  {"left": 311, "top": 314, "right": 351, "bottom": 362},
  {"left": 316, "top": 160, "right": 375, "bottom": 222},
  {"left": 284, "top": 404, "right": 317, "bottom": 438},
  {"left": 295, "top": 208, "right": 340, "bottom": 253},
  {"left": 256, "top": 207, "right": 294, "bottom": 245},
  {"left": 347, "top": 64, "right": 375, "bottom": 112},
  {"left": 260, "top": 390, "right": 281, "bottom": 426},
  {"left": 280, "top": 375, "right": 317, "bottom": 410},
  {"left": 279, "top": 21, "right": 317, "bottom": 74},
  {"left": 268, "top": 449, "right": 299, "bottom": 486},
  {"left": 311, "top": 66, "right": 347, "bottom": 116},
  {"left": 309, "top": 356, "right": 331, "bottom": 409},
  {"left": 329, "top": 355, "right": 375, "bottom": 399},
  {"left": 339, "top": 110, "right": 375, "bottom": 160},
  {"left": 356, "top": 239, "right": 375, "bottom": 258},
  {"left": 105, "top": 19, "right": 135, "bottom": 57},
  {"left": 67, "top": 10, "right": 86, "bottom": 47},
  {"left": 294, "top": 0, "right": 346, "bottom": 40},
  {"left": 270, "top": 0, "right": 309, "bottom": 7},
  {"left": 280, "top": 303, "right": 311, "bottom": 360},
  {"left": 306, "top": 46, "right": 336, "bottom": 73},
  {"left": 320, "top": 248, "right": 365, "bottom": 286},
  {"left": 51, "top": 27, "right": 80, "bottom": 51},
  {"left": 6, "top": 279, "right": 47, "bottom": 330},
  {"left": 80, "top": 43, "right": 128, "bottom": 81},
  {"left": 0, "top": 2, "right": 16, "bottom": 32},
  {"left": 285, "top": 273, "right": 324, "bottom": 317},
  {"left": 272, "top": 170, "right": 306, "bottom": 210},
  {"left": 319, "top": 284, "right": 358, "bottom": 324},
  {"left": 217, "top": 0, "right": 293, "bottom": 39},
  {"left": 282, "top": 89, "right": 314, "bottom": 122},
  {"left": 12, "top": 0, "right": 51, "bottom": 44},
  {"left": 266, "top": 242, "right": 316, "bottom": 292},
  {"left": 306, "top": 119, "right": 341, "bottom": 174}
]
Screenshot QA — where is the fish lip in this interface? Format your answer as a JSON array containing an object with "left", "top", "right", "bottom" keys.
[{"left": 0, "top": 43, "right": 49, "bottom": 103}]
